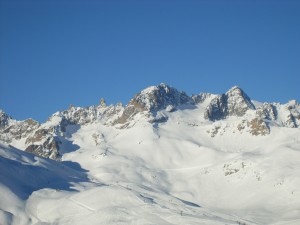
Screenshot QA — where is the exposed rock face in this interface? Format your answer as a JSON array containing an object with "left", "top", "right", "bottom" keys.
[
  {"left": 204, "top": 94, "right": 228, "bottom": 121},
  {"left": 0, "top": 102, "right": 123, "bottom": 160},
  {"left": 255, "top": 100, "right": 299, "bottom": 128},
  {"left": 58, "top": 103, "right": 123, "bottom": 126},
  {"left": 284, "top": 100, "right": 300, "bottom": 128},
  {"left": 284, "top": 113, "right": 299, "bottom": 128},
  {"left": 4, "top": 119, "right": 40, "bottom": 140},
  {"left": 26, "top": 137, "right": 61, "bottom": 159},
  {"left": 0, "top": 111, "right": 12, "bottom": 128},
  {"left": 205, "top": 86, "right": 255, "bottom": 121},
  {"left": 256, "top": 103, "right": 278, "bottom": 121},
  {"left": 0, "top": 116, "right": 40, "bottom": 143},
  {"left": 226, "top": 86, "right": 256, "bottom": 116},
  {"left": 22, "top": 125, "right": 61, "bottom": 159},
  {"left": 198, "top": 87, "right": 298, "bottom": 137},
  {"left": 22, "top": 103, "right": 124, "bottom": 159},
  {"left": 247, "top": 118, "right": 270, "bottom": 136},
  {"left": 115, "top": 83, "right": 192, "bottom": 125}
]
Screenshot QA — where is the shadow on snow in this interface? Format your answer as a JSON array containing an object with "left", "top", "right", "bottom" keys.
[{"left": 0, "top": 146, "right": 90, "bottom": 200}]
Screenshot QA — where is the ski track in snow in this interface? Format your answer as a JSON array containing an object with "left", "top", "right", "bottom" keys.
[{"left": 68, "top": 197, "right": 96, "bottom": 212}]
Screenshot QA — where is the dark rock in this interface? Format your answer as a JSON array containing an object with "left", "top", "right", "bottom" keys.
[
  {"left": 25, "top": 137, "right": 61, "bottom": 160},
  {"left": 26, "top": 128, "right": 53, "bottom": 145},
  {"left": 115, "top": 83, "right": 193, "bottom": 125},
  {"left": 204, "top": 94, "right": 228, "bottom": 120},
  {"left": 0, "top": 111, "right": 12, "bottom": 129},
  {"left": 205, "top": 86, "right": 255, "bottom": 121},
  {"left": 284, "top": 100, "right": 300, "bottom": 128}
]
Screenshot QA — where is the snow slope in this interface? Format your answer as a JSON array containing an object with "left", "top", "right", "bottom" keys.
[
  {"left": 0, "top": 143, "right": 252, "bottom": 225},
  {"left": 61, "top": 106, "right": 300, "bottom": 225},
  {"left": 1, "top": 84, "right": 300, "bottom": 225}
]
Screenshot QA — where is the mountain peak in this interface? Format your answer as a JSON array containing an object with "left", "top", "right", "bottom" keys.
[
  {"left": 226, "top": 86, "right": 248, "bottom": 98},
  {"left": 136, "top": 83, "right": 190, "bottom": 111},
  {"left": 0, "top": 110, "right": 12, "bottom": 128},
  {"left": 205, "top": 86, "right": 255, "bottom": 121},
  {"left": 227, "top": 85, "right": 240, "bottom": 91},
  {"left": 226, "top": 86, "right": 255, "bottom": 116},
  {"left": 140, "top": 83, "right": 169, "bottom": 95},
  {"left": 114, "top": 84, "right": 192, "bottom": 125}
]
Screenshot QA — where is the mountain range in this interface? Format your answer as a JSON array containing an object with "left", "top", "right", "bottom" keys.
[{"left": 1, "top": 83, "right": 300, "bottom": 225}]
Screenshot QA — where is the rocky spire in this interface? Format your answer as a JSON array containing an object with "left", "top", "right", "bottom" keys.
[
  {"left": 0, "top": 110, "right": 12, "bottom": 128},
  {"left": 100, "top": 98, "right": 106, "bottom": 107},
  {"left": 226, "top": 86, "right": 255, "bottom": 117}
]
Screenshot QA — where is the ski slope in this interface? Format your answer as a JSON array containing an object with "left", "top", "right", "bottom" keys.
[
  {"left": 1, "top": 85, "right": 300, "bottom": 225},
  {"left": 1, "top": 103, "right": 300, "bottom": 225}
]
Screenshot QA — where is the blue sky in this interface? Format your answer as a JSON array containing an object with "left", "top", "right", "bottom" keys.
[{"left": 1, "top": 0, "right": 300, "bottom": 122}]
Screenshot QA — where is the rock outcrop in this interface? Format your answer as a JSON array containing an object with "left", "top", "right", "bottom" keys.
[
  {"left": 0, "top": 112, "right": 40, "bottom": 144},
  {"left": 114, "top": 83, "right": 193, "bottom": 125},
  {"left": 25, "top": 137, "right": 61, "bottom": 159},
  {"left": 247, "top": 118, "right": 270, "bottom": 136},
  {"left": 283, "top": 100, "right": 300, "bottom": 128},
  {"left": 204, "top": 86, "right": 255, "bottom": 121},
  {"left": 0, "top": 110, "right": 12, "bottom": 128},
  {"left": 256, "top": 103, "right": 278, "bottom": 121}
]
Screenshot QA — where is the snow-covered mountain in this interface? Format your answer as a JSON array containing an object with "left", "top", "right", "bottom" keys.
[{"left": 1, "top": 84, "right": 300, "bottom": 225}]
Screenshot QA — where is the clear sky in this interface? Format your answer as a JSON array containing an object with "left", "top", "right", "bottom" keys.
[{"left": 1, "top": 0, "right": 300, "bottom": 122}]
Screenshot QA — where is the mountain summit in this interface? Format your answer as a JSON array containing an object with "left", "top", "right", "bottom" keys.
[
  {"left": 115, "top": 83, "right": 192, "bottom": 124},
  {"left": 204, "top": 86, "right": 255, "bottom": 121}
]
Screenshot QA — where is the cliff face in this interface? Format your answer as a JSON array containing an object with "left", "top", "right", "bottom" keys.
[
  {"left": 204, "top": 86, "right": 255, "bottom": 121},
  {"left": 114, "top": 83, "right": 192, "bottom": 125}
]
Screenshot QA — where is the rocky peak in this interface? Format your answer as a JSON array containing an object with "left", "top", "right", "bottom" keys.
[
  {"left": 0, "top": 110, "right": 12, "bottom": 129},
  {"left": 99, "top": 98, "right": 106, "bottom": 107},
  {"left": 205, "top": 86, "right": 255, "bottom": 121},
  {"left": 1, "top": 84, "right": 299, "bottom": 159},
  {"left": 226, "top": 86, "right": 255, "bottom": 117},
  {"left": 133, "top": 83, "right": 191, "bottom": 112},
  {"left": 114, "top": 83, "right": 192, "bottom": 125},
  {"left": 0, "top": 115, "right": 40, "bottom": 144},
  {"left": 226, "top": 86, "right": 244, "bottom": 95}
]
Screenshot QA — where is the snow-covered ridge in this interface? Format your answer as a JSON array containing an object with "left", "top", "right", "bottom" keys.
[{"left": 0, "top": 83, "right": 299, "bottom": 160}]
